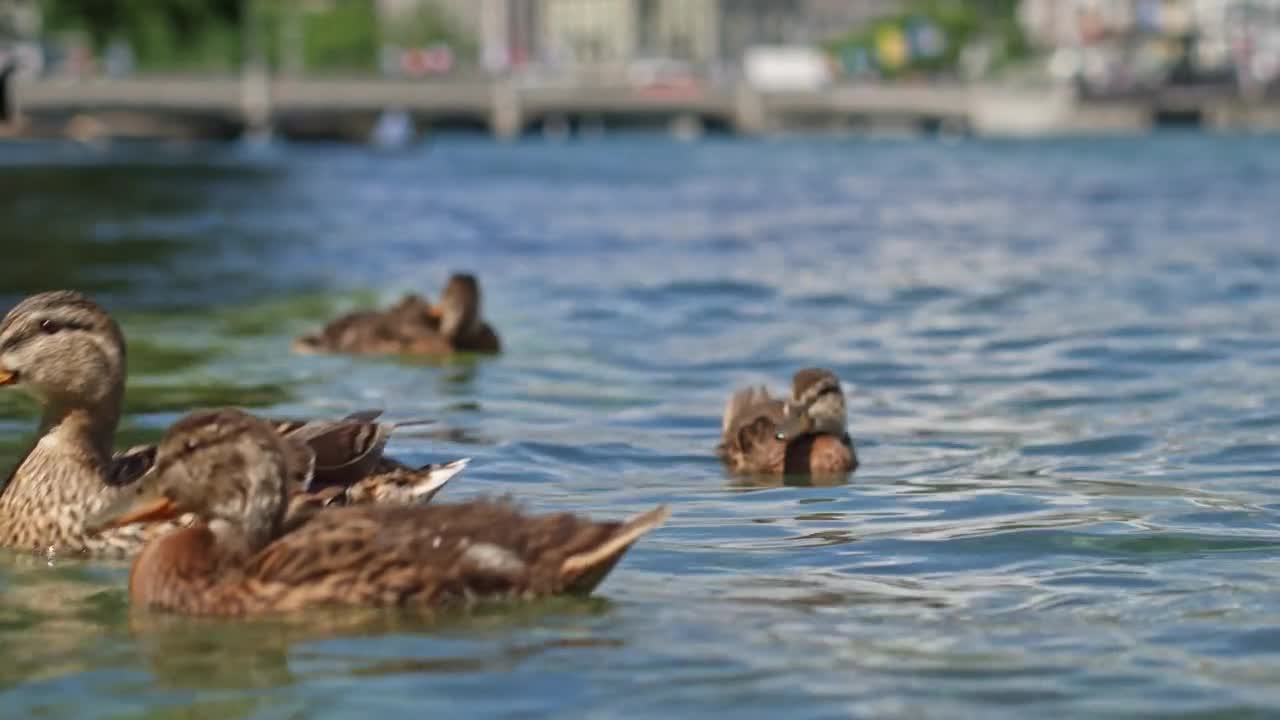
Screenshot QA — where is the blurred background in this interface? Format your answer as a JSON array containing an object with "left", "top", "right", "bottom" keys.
[
  {"left": 3, "top": 0, "right": 1280, "bottom": 142},
  {"left": 3, "top": 3, "right": 1280, "bottom": 720}
]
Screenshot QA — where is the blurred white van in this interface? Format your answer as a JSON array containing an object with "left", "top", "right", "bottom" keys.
[{"left": 743, "top": 46, "right": 832, "bottom": 91}]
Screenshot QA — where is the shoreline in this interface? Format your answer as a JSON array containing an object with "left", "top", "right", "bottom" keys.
[{"left": 5, "top": 76, "right": 1279, "bottom": 144}]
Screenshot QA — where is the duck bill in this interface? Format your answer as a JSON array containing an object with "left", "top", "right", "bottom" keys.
[
  {"left": 86, "top": 492, "right": 180, "bottom": 534},
  {"left": 774, "top": 414, "right": 812, "bottom": 442},
  {"left": 0, "top": 366, "right": 16, "bottom": 386}
]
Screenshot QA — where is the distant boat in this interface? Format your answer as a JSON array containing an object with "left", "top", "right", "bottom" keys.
[
  {"left": 238, "top": 124, "right": 275, "bottom": 149},
  {"left": 372, "top": 109, "right": 414, "bottom": 149},
  {"left": 670, "top": 114, "right": 704, "bottom": 142}
]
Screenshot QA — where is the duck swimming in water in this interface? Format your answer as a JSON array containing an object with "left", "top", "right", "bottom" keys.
[
  {"left": 717, "top": 367, "right": 858, "bottom": 477},
  {"left": 88, "top": 408, "right": 669, "bottom": 616},
  {"left": 0, "top": 290, "right": 468, "bottom": 557},
  {"left": 293, "top": 273, "right": 500, "bottom": 358}
]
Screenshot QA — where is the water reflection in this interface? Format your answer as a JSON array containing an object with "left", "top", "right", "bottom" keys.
[
  {"left": 0, "top": 162, "right": 284, "bottom": 309},
  {"left": 725, "top": 575, "right": 954, "bottom": 611},
  {"left": 0, "top": 556, "right": 123, "bottom": 689},
  {"left": 127, "top": 598, "right": 619, "bottom": 691},
  {"left": 727, "top": 472, "right": 852, "bottom": 490}
]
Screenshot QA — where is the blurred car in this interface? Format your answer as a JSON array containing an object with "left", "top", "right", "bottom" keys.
[
  {"left": 743, "top": 46, "right": 832, "bottom": 92},
  {"left": 628, "top": 57, "right": 702, "bottom": 97}
]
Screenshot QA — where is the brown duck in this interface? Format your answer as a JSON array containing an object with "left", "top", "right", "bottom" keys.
[
  {"left": 0, "top": 290, "right": 468, "bottom": 558},
  {"left": 87, "top": 408, "right": 669, "bottom": 616},
  {"left": 717, "top": 368, "right": 858, "bottom": 477},
  {"left": 292, "top": 273, "right": 500, "bottom": 357}
]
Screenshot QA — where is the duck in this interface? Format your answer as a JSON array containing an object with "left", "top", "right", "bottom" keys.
[
  {"left": 716, "top": 368, "right": 858, "bottom": 477},
  {"left": 0, "top": 290, "right": 468, "bottom": 557},
  {"left": 292, "top": 273, "right": 500, "bottom": 358},
  {"left": 87, "top": 408, "right": 669, "bottom": 616}
]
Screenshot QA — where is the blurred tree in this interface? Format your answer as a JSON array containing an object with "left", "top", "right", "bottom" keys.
[
  {"left": 43, "top": 0, "right": 245, "bottom": 70},
  {"left": 40, "top": 0, "right": 436, "bottom": 73},
  {"left": 295, "top": 0, "right": 377, "bottom": 72},
  {"left": 826, "top": 0, "right": 1029, "bottom": 80}
]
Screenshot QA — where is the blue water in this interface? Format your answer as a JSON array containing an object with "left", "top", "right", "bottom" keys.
[{"left": 1, "top": 134, "right": 1280, "bottom": 717}]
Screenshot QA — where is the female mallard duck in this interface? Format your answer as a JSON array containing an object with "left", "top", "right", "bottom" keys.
[
  {"left": 0, "top": 290, "right": 468, "bottom": 557},
  {"left": 87, "top": 408, "right": 669, "bottom": 616},
  {"left": 717, "top": 368, "right": 858, "bottom": 477},
  {"left": 292, "top": 273, "right": 500, "bottom": 357}
]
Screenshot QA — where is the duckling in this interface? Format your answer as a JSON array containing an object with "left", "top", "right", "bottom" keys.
[
  {"left": 88, "top": 408, "right": 669, "bottom": 616},
  {"left": 717, "top": 368, "right": 858, "bottom": 477},
  {"left": 293, "top": 273, "right": 500, "bottom": 357},
  {"left": 0, "top": 290, "right": 467, "bottom": 557}
]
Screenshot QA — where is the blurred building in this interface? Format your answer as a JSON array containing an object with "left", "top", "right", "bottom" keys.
[
  {"left": 537, "top": 0, "right": 719, "bottom": 65},
  {"left": 371, "top": 0, "right": 913, "bottom": 73},
  {"left": 371, "top": 0, "right": 934, "bottom": 76},
  {"left": 0, "top": 0, "right": 39, "bottom": 42},
  {"left": 801, "top": 0, "right": 909, "bottom": 38},
  {"left": 375, "top": 0, "right": 539, "bottom": 71},
  {"left": 1020, "top": 0, "right": 1280, "bottom": 92},
  {"left": 638, "top": 0, "right": 719, "bottom": 61},
  {"left": 1020, "top": 0, "right": 1280, "bottom": 52},
  {"left": 0, "top": 0, "right": 41, "bottom": 80},
  {"left": 540, "top": 0, "right": 637, "bottom": 65},
  {"left": 538, "top": 0, "right": 905, "bottom": 69}
]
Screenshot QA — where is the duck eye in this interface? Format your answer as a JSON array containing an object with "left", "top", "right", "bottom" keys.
[
  {"left": 39, "top": 319, "right": 61, "bottom": 334},
  {"left": 184, "top": 439, "right": 198, "bottom": 453}
]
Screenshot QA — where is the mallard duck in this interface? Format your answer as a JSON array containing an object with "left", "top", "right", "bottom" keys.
[
  {"left": 717, "top": 368, "right": 858, "bottom": 476},
  {"left": 0, "top": 290, "right": 468, "bottom": 558},
  {"left": 87, "top": 408, "right": 669, "bottom": 616},
  {"left": 292, "top": 273, "right": 501, "bottom": 357}
]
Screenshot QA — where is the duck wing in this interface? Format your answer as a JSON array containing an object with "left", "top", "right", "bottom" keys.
[
  {"left": 236, "top": 501, "right": 669, "bottom": 612},
  {"left": 109, "top": 410, "right": 464, "bottom": 508},
  {"left": 717, "top": 385, "right": 785, "bottom": 457}
]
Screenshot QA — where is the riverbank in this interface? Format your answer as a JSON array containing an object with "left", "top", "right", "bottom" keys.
[{"left": 5, "top": 76, "right": 1280, "bottom": 144}]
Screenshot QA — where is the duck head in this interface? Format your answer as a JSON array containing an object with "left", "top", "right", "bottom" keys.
[
  {"left": 773, "top": 368, "right": 848, "bottom": 442},
  {"left": 0, "top": 290, "right": 126, "bottom": 414},
  {"left": 438, "top": 273, "right": 484, "bottom": 340},
  {"left": 87, "top": 408, "right": 315, "bottom": 551}
]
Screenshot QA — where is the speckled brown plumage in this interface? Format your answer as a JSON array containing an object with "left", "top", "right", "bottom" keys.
[
  {"left": 92, "top": 409, "right": 669, "bottom": 616},
  {"left": 716, "top": 368, "right": 858, "bottom": 477},
  {"left": 0, "top": 291, "right": 467, "bottom": 558},
  {"left": 292, "top": 274, "right": 501, "bottom": 358}
]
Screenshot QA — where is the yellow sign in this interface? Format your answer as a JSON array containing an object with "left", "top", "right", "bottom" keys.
[{"left": 876, "top": 26, "right": 908, "bottom": 70}]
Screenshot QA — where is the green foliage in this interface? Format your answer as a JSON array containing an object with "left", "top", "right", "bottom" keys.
[
  {"left": 42, "top": 0, "right": 244, "bottom": 71},
  {"left": 38, "top": 0, "right": 435, "bottom": 71},
  {"left": 299, "top": 0, "right": 377, "bottom": 72},
  {"left": 827, "top": 0, "right": 1029, "bottom": 78},
  {"left": 39, "top": 0, "right": 439, "bottom": 73}
]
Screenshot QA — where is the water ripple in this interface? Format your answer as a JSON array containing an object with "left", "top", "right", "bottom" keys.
[{"left": 2, "top": 136, "right": 1280, "bottom": 717}]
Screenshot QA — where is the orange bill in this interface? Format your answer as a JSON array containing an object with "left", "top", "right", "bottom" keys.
[
  {"left": 0, "top": 367, "right": 16, "bottom": 386},
  {"left": 85, "top": 493, "right": 180, "bottom": 534}
]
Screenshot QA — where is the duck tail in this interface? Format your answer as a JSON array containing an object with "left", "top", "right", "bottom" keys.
[
  {"left": 722, "top": 385, "right": 770, "bottom": 436},
  {"left": 560, "top": 505, "right": 670, "bottom": 594},
  {"left": 345, "top": 457, "right": 470, "bottom": 506},
  {"left": 385, "top": 418, "right": 438, "bottom": 436},
  {"left": 408, "top": 457, "right": 470, "bottom": 502}
]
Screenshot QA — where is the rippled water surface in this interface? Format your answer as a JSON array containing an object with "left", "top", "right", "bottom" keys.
[{"left": 2, "top": 134, "right": 1280, "bottom": 717}]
